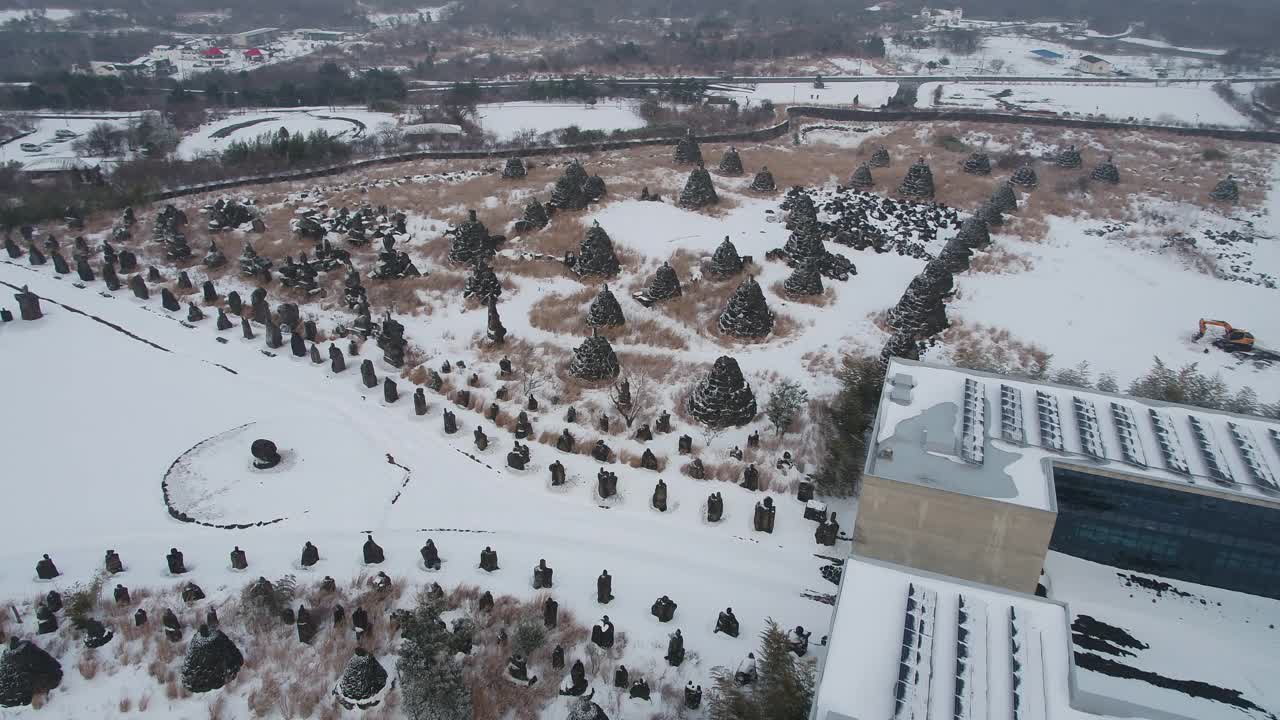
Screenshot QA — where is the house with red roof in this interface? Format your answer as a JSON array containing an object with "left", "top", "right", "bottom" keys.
[
  {"left": 243, "top": 48, "right": 265, "bottom": 62},
  {"left": 201, "top": 47, "right": 229, "bottom": 66}
]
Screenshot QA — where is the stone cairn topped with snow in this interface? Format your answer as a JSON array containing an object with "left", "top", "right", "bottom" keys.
[
  {"left": 0, "top": 638, "right": 63, "bottom": 708},
  {"left": 583, "top": 174, "right": 607, "bottom": 203},
  {"left": 343, "top": 265, "right": 368, "bottom": 309},
  {"left": 549, "top": 161, "right": 592, "bottom": 211},
  {"left": 673, "top": 129, "right": 703, "bottom": 165},
  {"left": 181, "top": 625, "right": 243, "bottom": 693},
  {"left": 850, "top": 163, "right": 874, "bottom": 189},
  {"left": 879, "top": 329, "right": 921, "bottom": 370},
  {"left": 1210, "top": 175, "right": 1239, "bottom": 203},
  {"left": 634, "top": 262, "right": 682, "bottom": 306},
  {"left": 869, "top": 145, "right": 891, "bottom": 168},
  {"left": 203, "top": 241, "right": 227, "bottom": 269},
  {"left": 718, "top": 277, "right": 774, "bottom": 338},
  {"left": 514, "top": 198, "right": 550, "bottom": 233},
  {"left": 937, "top": 235, "right": 972, "bottom": 274},
  {"left": 1090, "top": 155, "right": 1120, "bottom": 184},
  {"left": 335, "top": 648, "right": 389, "bottom": 709},
  {"left": 463, "top": 260, "right": 502, "bottom": 304},
  {"left": 502, "top": 157, "right": 527, "bottom": 179},
  {"left": 990, "top": 182, "right": 1018, "bottom": 214},
  {"left": 586, "top": 284, "right": 625, "bottom": 327},
  {"left": 165, "top": 232, "right": 193, "bottom": 262},
  {"left": 975, "top": 201, "right": 1004, "bottom": 228},
  {"left": 154, "top": 204, "right": 187, "bottom": 239},
  {"left": 962, "top": 152, "right": 991, "bottom": 176},
  {"left": 898, "top": 158, "right": 935, "bottom": 199},
  {"left": 370, "top": 236, "right": 420, "bottom": 280},
  {"left": 568, "top": 330, "right": 621, "bottom": 382},
  {"left": 572, "top": 221, "right": 621, "bottom": 278},
  {"left": 783, "top": 257, "right": 824, "bottom": 297},
  {"left": 775, "top": 194, "right": 854, "bottom": 281},
  {"left": 678, "top": 165, "right": 719, "bottom": 209},
  {"left": 376, "top": 311, "right": 409, "bottom": 367},
  {"left": 956, "top": 215, "right": 991, "bottom": 250},
  {"left": 1010, "top": 163, "right": 1038, "bottom": 189},
  {"left": 567, "top": 694, "right": 610, "bottom": 720},
  {"left": 279, "top": 254, "right": 322, "bottom": 292},
  {"left": 448, "top": 209, "right": 497, "bottom": 265},
  {"left": 706, "top": 236, "right": 744, "bottom": 278},
  {"left": 749, "top": 166, "right": 776, "bottom": 192},
  {"left": 717, "top": 146, "right": 744, "bottom": 176},
  {"left": 205, "top": 197, "right": 261, "bottom": 232},
  {"left": 886, "top": 259, "right": 954, "bottom": 338},
  {"left": 687, "top": 356, "right": 757, "bottom": 428},
  {"left": 1056, "top": 144, "right": 1083, "bottom": 169}
]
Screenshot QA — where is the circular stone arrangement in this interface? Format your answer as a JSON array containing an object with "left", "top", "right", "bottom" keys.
[{"left": 163, "top": 418, "right": 405, "bottom": 526}]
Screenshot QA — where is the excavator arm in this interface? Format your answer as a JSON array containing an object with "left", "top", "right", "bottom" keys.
[{"left": 1195, "top": 319, "right": 1255, "bottom": 349}]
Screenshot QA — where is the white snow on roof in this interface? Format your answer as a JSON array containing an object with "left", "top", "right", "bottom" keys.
[{"left": 870, "top": 359, "right": 1280, "bottom": 511}]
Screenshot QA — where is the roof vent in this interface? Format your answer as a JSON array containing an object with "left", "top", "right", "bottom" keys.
[{"left": 889, "top": 372, "right": 916, "bottom": 405}]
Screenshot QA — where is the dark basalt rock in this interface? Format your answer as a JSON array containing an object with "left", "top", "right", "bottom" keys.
[
  {"left": 337, "top": 648, "right": 387, "bottom": 704},
  {"left": 181, "top": 625, "right": 243, "bottom": 693},
  {"left": 687, "top": 356, "right": 757, "bottom": 428}
]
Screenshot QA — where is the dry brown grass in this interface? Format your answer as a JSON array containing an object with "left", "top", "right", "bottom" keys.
[
  {"left": 968, "top": 246, "right": 1034, "bottom": 275},
  {"left": 942, "top": 319, "right": 1052, "bottom": 377}
]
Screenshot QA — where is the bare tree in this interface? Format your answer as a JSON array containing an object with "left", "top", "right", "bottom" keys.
[
  {"left": 74, "top": 122, "right": 123, "bottom": 158},
  {"left": 510, "top": 343, "right": 550, "bottom": 401},
  {"left": 609, "top": 373, "right": 651, "bottom": 428}
]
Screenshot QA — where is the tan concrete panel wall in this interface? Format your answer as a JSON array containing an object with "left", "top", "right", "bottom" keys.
[{"left": 852, "top": 474, "right": 1057, "bottom": 593}]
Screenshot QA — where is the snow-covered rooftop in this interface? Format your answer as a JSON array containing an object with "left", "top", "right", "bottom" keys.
[
  {"left": 867, "top": 359, "right": 1280, "bottom": 512},
  {"left": 814, "top": 554, "right": 1280, "bottom": 720}
]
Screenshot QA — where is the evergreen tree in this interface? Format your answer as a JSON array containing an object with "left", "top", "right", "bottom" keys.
[
  {"left": 869, "top": 145, "right": 891, "bottom": 168},
  {"left": 1056, "top": 144, "right": 1082, "bottom": 169},
  {"left": 849, "top": 163, "right": 874, "bottom": 189},
  {"left": 673, "top": 129, "right": 702, "bottom": 165},
  {"left": 501, "top": 157, "right": 527, "bottom": 179},
  {"left": 568, "top": 330, "right": 620, "bottom": 382},
  {"left": 718, "top": 146, "right": 744, "bottom": 176},
  {"left": 749, "top": 166, "right": 776, "bottom": 192},
  {"left": 990, "top": 182, "right": 1018, "bottom": 213},
  {"left": 783, "top": 257, "right": 824, "bottom": 297},
  {"left": 687, "top": 356, "right": 757, "bottom": 428},
  {"left": 706, "top": 236, "right": 744, "bottom": 278},
  {"left": 575, "top": 221, "right": 620, "bottom": 277},
  {"left": 1010, "top": 163, "right": 1038, "bottom": 189},
  {"left": 898, "top": 158, "right": 935, "bottom": 198},
  {"left": 679, "top": 165, "right": 719, "bottom": 209},
  {"left": 448, "top": 209, "right": 493, "bottom": 265},
  {"left": 962, "top": 152, "right": 991, "bottom": 175},
  {"left": 1090, "top": 155, "right": 1120, "bottom": 184},
  {"left": 819, "top": 354, "right": 883, "bottom": 496},
  {"left": 398, "top": 597, "right": 471, "bottom": 720},
  {"left": 586, "top": 284, "right": 625, "bottom": 327},
  {"left": 766, "top": 380, "right": 809, "bottom": 435},
  {"left": 463, "top": 260, "right": 502, "bottom": 304},
  {"left": 706, "top": 621, "right": 814, "bottom": 720},
  {"left": 719, "top": 277, "right": 774, "bottom": 338}
]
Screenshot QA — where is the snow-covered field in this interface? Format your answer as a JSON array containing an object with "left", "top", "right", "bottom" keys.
[
  {"left": 176, "top": 108, "right": 397, "bottom": 160},
  {"left": 917, "top": 82, "right": 1254, "bottom": 127},
  {"left": 0, "top": 112, "right": 140, "bottom": 171},
  {"left": 367, "top": 2, "right": 456, "bottom": 26},
  {"left": 475, "top": 101, "right": 648, "bottom": 141},
  {"left": 708, "top": 81, "right": 898, "bottom": 108},
  {"left": 0, "top": 7, "right": 77, "bottom": 23}
]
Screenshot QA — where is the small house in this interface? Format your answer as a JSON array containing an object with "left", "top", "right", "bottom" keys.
[
  {"left": 244, "top": 48, "right": 265, "bottom": 63},
  {"left": 1075, "top": 54, "right": 1113, "bottom": 75}
]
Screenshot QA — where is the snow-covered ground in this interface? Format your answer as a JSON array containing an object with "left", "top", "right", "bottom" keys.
[
  {"left": 475, "top": 100, "right": 648, "bottom": 141},
  {"left": 176, "top": 108, "right": 397, "bottom": 160},
  {"left": 0, "top": 112, "right": 141, "bottom": 171},
  {"left": 0, "top": 7, "right": 78, "bottom": 23},
  {"left": 917, "top": 82, "right": 1254, "bottom": 127},
  {"left": 367, "top": 2, "right": 456, "bottom": 26},
  {"left": 707, "top": 81, "right": 898, "bottom": 108},
  {"left": 1115, "top": 36, "right": 1228, "bottom": 57}
]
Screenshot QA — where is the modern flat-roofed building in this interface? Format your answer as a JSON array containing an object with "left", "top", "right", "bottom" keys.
[
  {"left": 858, "top": 359, "right": 1280, "bottom": 598},
  {"left": 231, "top": 27, "right": 279, "bottom": 47}
]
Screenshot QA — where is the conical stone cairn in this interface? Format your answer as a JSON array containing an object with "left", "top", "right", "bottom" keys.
[
  {"left": 568, "top": 330, "right": 621, "bottom": 382},
  {"left": 582, "top": 174, "right": 607, "bottom": 203},
  {"left": 673, "top": 129, "right": 702, "bottom": 165},
  {"left": 898, "top": 158, "right": 935, "bottom": 199},
  {"left": 717, "top": 146, "right": 744, "bottom": 176},
  {"left": 718, "top": 276, "right": 774, "bottom": 338},
  {"left": 1010, "top": 164, "right": 1038, "bottom": 189},
  {"left": 869, "top": 145, "right": 891, "bottom": 168},
  {"left": 1056, "top": 145, "right": 1082, "bottom": 169},
  {"left": 686, "top": 356, "right": 757, "bottom": 428},
  {"left": 990, "top": 182, "right": 1018, "bottom": 213},
  {"left": 337, "top": 648, "right": 388, "bottom": 704},
  {"left": 956, "top": 215, "right": 991, "bottom": 250},
  {"left": 678, "top": 165, "right": 719, "bottom": 209},
  {"left": 549, "top": 161, "right": 589, "bottom": 211},
  {"left": 783, "top": 257, "right": 824, "bottom": 297},
  {"left": 575, "top": 221, "right": 620, "bottom": 277},
  {"left": 0, "top": 639, "right": 63, "bottom": 708},
  {"left": 448, "top": 209, "right": 492, "bottom": 265},
  {"left": 586, "top": 284, "right": 625, "bottom": 327},
  {"left": 463, "top": 260, "right": 502, "bottom": 304},
  {"left": 706, "top": 236, "right": 744, "bottom": 278},
  {"left": 962, "top": 152, "right": 991, "bottom": 175},
  {"left": 1210, "top": 176, "right": 1239, "bottom": 203},
  {"left": 1090, "top": 155, "right": 1120, "bottom": 184},
  {"left": 502, "top": 157, "right": 527, "bottom": 179},
  {"left": 850, "top": 163, "right": 874, "bottom": 189},
  {"left": 642, "top": 262, "right": 682, "bottom": 302},
  {"left": 749, "top": 166, "right": 776, "bottom": 192},
  {"left": 181, "top": 625, "right": 243, "bottom": 693},
  {"left": 938, "top": 236, "right": 972, "bottom": 274},
  {"left": 514, "top": 198, "right": 549, "bottom": 232}
]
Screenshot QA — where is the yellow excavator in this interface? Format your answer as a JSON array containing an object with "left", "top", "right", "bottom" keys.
[{"left": 1194, "top": 319, "right": 1256, "bottom": 352}]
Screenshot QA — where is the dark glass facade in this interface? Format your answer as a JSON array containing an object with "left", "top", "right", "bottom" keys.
[{"left": 1049, "top": 466, "right": 1280, "bottom": 600}]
